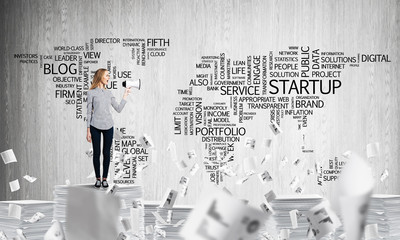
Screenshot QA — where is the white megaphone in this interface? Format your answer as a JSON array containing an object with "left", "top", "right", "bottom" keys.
[{"left": 122, "top": 79, "right": 141, "bottom": 90}]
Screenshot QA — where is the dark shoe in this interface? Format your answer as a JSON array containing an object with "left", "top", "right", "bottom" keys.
[
  {"left": 102, "top": 180, "right": 109, "bottom": 188},
  {"left": 94, "top": 179, "right": 101, "bottom": 188}
]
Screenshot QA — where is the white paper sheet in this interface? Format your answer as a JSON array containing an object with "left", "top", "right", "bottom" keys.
[{"left": 0, "top": 149, "right": 17, "bottom": 164}]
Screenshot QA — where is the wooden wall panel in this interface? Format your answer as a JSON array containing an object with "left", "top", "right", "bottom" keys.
[{"left": 0, "top": 0, "right": 399, "bottom": 206}]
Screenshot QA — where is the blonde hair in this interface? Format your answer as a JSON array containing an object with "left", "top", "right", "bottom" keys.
[{"left": 89, "top": 68, "right": 108, "bottom": 90}]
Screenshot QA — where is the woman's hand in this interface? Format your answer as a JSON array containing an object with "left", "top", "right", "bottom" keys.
[
  {"left": 86, "top": 128, "right": 92, "bottom": 143},
  {"left": 123, "top": 87, "right": 132, "bottom": 100}
]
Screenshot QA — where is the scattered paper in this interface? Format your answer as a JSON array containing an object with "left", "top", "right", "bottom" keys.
[
  {"left": 85, "top": 148, "right": 93, "bottom": 158},
  {"left": 44, "top": 220, "right": 65, "bottom": 240},
  {"left": 176, "top": 160, "right": 188, "bottom": 170},
  {"left": 244, "top": 137, "right": 256, "bottom": 149},
  {"left": 264, "top": 190, "right": 276, "bottom": 203},
  {"left": 16, "top": 229, "right": 27, "bottom": 240},
  {"left": 293, "top": 158, "right": 301, "bottom": 166},
  {"left": 132, "top": 198, "right": 144, "bottom": 208},
  {"left": 160, "top": 188, "right": 178, "bottom": 209},
  {"left": 24, "top": 212, "right": 45, "bottom": 223},
  {"left": 155, "top": 228, "right": 166, "bottom": 238},
  {"left": 189, "top": 163, "right": 200, "bottom": 176},
  {"left": 261, "top": 231, "right": 274, "bottom": 240},
  {"left": 261, "top": 154, "right": 271, "bottom": 165},
  {"left": 380, "top": 169, "right": 388, "bottom": 182},
  {"left": 152, "top": 212, "right": 168, "bottom": 225},
  {"left": 270, "top": 120, "right": 283, "bottom": 135},
  {"left": 116, "top": 232, "right": 128, "bottom": 240},
  {"left": 8, "top": 204, "right": 21, "bottom": 219},
  {"left": 145, "top": 225, "right": 154, "bottom": 234},
  {"left": 179, "top": 176, "right": 190, "bottom": 197},
  {"left": 236, "top": 176, "right": 250, "bottom": 185},
  {"left": 263, "top": 138, "right": 272, "bottom": 148},
  {"left": 188, "top": 150, "right": 197, "bottom": 160},
  {"left": 279, "top": 229, "right": 290, "bottom": 240},
  {"left": 139, "top": 134, "right": 154, "bottom": 149},
  {"left": 121, "top": 218, "right": 132, "bottom": 232},
  {"left": 289, "top": 176, "right": 300, "bottom": 190},
  {"left": 366, "top": 142, "right": 380, "bottom": 158},
  {"left": 260, "top": 201, "right": 274, "bottom": 216},
  {"left": 0, "top": 231, "right": 7, "bottom": 240},
  {"left": 180, "top": 185, "right": 268, "bottom": 240},
  {"left": 258, "top": 170, "right": 273, "bottom": 183},
  {"left": 307, "top": 168, "right": 315, "bottom": 175},
  {"left": 23, "top": 175, "right": 37, "bottom": 183},
  {"left": 243, "top": 157, "right": 256, "bottom": 175},
  {"left": 364, "top": 223, "right": 381, "bottom": 240},
  {"left": 280, "top": 156, "right": 289, "bottom": 169},
  {"left": 1, "top": 149, "right": 17, "bottom": 164},
  {"left": 295, "top": 187, "right": 304, "bottom": 194},
  {"left": 215, "top": 149, "right": 225, "bottom": 161},
  {"left": 9, "top": 179, "right": 20, "bottom": 192},
  {"left": 289, "top": 210, "right": 299, "bottom": 229},
  {"left": 306, "top": 201, "right": 341, "bottom": 240},
  {"left": 220, "top": 164, "right": 237, "bottom": 177},
  {"left": 106, "top": 184, "right": 119, "bottom": 195},
  {"left": 342, "top": 150, "right": 352, "bottom": 158},
  {"left": 167, "top": 210, "right": 173, "bottom": 224},
  {"left": 65, "top": 179, "right": 71, "bottom": 185}
]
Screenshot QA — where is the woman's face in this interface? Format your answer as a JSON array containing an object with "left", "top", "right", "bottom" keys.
[{"left": 101, "top": 71, "right": 110, "bottom": 87}]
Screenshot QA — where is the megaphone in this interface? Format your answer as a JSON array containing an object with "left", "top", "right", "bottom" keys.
[{"left": 122, "top": 79, "right": 141, "bottom": 90}]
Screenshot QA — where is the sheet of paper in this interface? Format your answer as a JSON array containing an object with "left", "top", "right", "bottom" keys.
[
  {"left": 167, "top": 210, "right": 173, "bottom": 224},
  {"left": 306, "top": 201, "right": 341, "bottom": 240},
  {"left": 289, "top": 209, "right": 299, "bottom": 229},
  {"left": 220, "top": 164, "right": 237, "bottom": 177},
  {"left": 342, "top": 150, "right": 352, "bottom": 158},
  {"left": 132, "top": 198, "right": 144, "bottom": 208},
  {"left": 16, "top": 229, "right": 27, "bottom": 240},
  {"left": 366, "top": 142, "right": 380, "bottom": 158},
  {"left": 263, "top": 138, "right": 272, "bottom": 148},
  {"left": 261, "top": 154, "right": 271, "bottom": 165},
  {"left": 279, "top": 229, "right": 290, "bottom": 240},
  {"left": 244, "top": 137, "right": 256, "bottom": 149},
  {"left": 65, "top": 179, "right": 71, "bottom": 185},
  {"left": 155, "top": 228, "right": 166, "bottom": 238},
  {"left": 121, "top": 218, "right": 132, "bottom": 232},
  {"left": 179, "top": 176, "right": 190, "bottom": 197},
  {"left": 139, "top": 134, "right": 154, "bottom": 149},
  {"left": 380, "top": 169, "right": 388, "bottom": 182},
  {"left": 364, "top": 223, "right": 380, "bottom": 240},
  {"left": 189, "top": 163, "right": 200, "bottom": 176},
  {"left": 1, "top": 149, "right": 17, "bottom": 164},
  {"left": 9, "top": 179, "right": 20, "bottom": 192},
  {"left": 152, "top": 212, "right": 168, "bottom": 225},
  {"left": 260, "top": 201, "right": 274, "bottom": 216},
  {"left": 113, "top": 129, "right": 123, "bottom": 141},
  {"left": 280, "top": 156, "right": 289, "bottom": 169},
  {"left": 23, "top": 174, "right": 37, "bottom": 183},
  {"left": 188, "top": 150, "right": 197, "bottom": 160},
  {"left": 264, "top": 190, "right": 276, "bottom": 203},
  {"left": 0, "top": 231, "right": 7, "bottom": 240},
  {"left": 159, "top": 188, "right": 178, "bottom": 209},
  {"left": 176, "top": 160, "right": 188, "bottom": 170},
  {"left": 289, "top": 176, "right": 300, "bottom": 190},
  {"left": 180, "top": 185, "right": 268, "bottom": 240},
  {"left": 44, "top": 220, "right": 65, "bottom": 240},
  {"left": 145, "top": 225, "right": 154, "bottom": 234},
  {"left": 293, "top": 158, "right": 301, "bottom": 166},
  {"left": 269, "top": 120, "right": 283, "bottom": 135},
  {"left": 243, "top": 157, "right": 256, "bottom": 175},
  {"left": 116, "top": 232, "right": 128, "bottom": 240},
  {"left": 258, "top": 170, "right": 273, "bottom": 184},
  {"left": 24, "top": 212, "right": 45, "bottom": 223},
  {"left": 85, "top": 148, "right": 93, "bottom": 158},
  {"left": 8, "top": 204, "right": 21, "bottom": 219}
]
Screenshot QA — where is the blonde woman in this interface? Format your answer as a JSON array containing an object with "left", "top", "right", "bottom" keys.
[{"left": 86, "top": 68, "right": 131, "bottom": 188}]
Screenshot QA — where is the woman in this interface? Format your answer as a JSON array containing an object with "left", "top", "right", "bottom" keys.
[{"left": 86, "top": 68, "right": 131, "bottom": 188}]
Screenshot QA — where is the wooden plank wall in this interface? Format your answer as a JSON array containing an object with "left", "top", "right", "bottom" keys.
[{"left": 0, "top": 0, "right": 399, "bottom": 206}]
